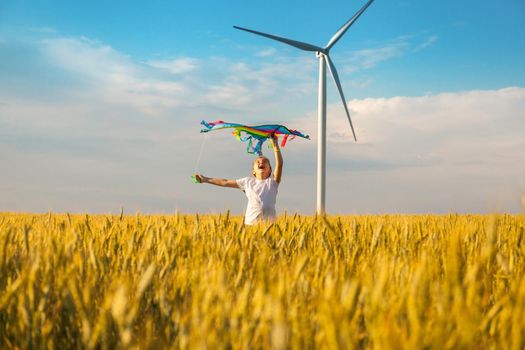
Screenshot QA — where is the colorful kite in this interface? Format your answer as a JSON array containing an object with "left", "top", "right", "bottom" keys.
[{"left": 200, "top": 120, "right": 310, "bottom": 156}]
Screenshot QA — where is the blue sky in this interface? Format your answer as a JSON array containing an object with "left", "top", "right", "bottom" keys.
[{"left": 1, "top": 0, "right": 524, "bottom": 214}]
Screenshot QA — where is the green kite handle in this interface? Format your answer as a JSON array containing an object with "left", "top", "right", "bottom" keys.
[{"left": 191, "top": 175, "right": 200, "bottom": 183}]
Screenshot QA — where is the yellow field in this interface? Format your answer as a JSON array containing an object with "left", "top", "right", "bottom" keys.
[{"left": 1, "top": 213, "right": 524, "bottom": 349}]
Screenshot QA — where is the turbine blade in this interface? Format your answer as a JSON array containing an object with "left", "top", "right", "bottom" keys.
[
  {"left": 234, "top": 26, "right": 323, "bottom": 52},
  {"left": 325, "top": 54, "right": 357, "bottom": 141},
  {"left": 325, "top": 0, "right": 375, "bottom": 50}
]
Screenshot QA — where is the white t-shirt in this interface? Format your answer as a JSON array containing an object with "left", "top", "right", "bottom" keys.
[{"left": 236, "top": 176, "right": 279, "bottom": 225}]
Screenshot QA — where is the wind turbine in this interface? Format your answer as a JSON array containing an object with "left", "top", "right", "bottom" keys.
[{"left": 234, "top": 0, "right": 375, "bottom": 215}]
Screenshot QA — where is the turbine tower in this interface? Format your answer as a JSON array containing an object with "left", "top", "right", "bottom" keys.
[{"left": 234, "top": 0, "right": 375, "bottom": 215}]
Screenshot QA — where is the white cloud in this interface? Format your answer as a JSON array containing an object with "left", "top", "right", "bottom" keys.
[
  {"left": 413, "top": 35, "right": 438, "bottom": 52},
  {"left": 35, "top": 36, "right": 317, "bottom": 116},
  {"left": 337, "top": 34, "right": 439, "bottom": 74},
  {"left": 255, "top": 47, "right": 277, "bottom": 57},
  {"left": 353, "top": 42, "right": 409, "bottom": 68},
  {"left": 297, "top": 87, "right": 525, "bottom": 161},
  {"left": 40, "top": 37, "right": 191, "bottom": 115},
  {"left": 147, "top": 58, "right": 200, "bottom": 74},
  {"left": 334, "top": 36, "right": 410, "bottom": 74},
  {"left": 199, "top": 55, "right": 316, "bottom": 113},
  {"left": 290, "top": 87, "right": 525, "bottom": 212}
]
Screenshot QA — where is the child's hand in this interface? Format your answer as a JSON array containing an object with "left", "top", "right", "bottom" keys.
[
  {"left": 270, "top": 134, "right": 279, "bottom": 146},
  {"left": 194, "top": 174, "right": 207, "bottom": 183}
]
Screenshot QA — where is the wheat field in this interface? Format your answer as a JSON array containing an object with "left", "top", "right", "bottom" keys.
[{"left": 1, "top": 212, "right": 524, "bottom": 349}]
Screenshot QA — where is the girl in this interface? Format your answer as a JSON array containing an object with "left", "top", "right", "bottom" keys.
[{"left": 194, "top": 135, "right": 283, "bottom": 225}]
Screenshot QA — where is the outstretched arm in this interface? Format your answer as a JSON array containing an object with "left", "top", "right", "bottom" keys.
[
  {"left": 194, "top": 174, "right": 239, "bottom": 188},
  {"left": 270, "top": 135, "right": 283, "bottom": 183}
]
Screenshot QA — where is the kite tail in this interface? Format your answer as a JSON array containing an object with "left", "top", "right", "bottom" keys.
[
  {"left": 252, "top": 139, "right": 264, "bottom": 156},
  {"left": 280, "top": 134, "right": 297, "bottom": 148},
  {"left": 281, "top": 134, "right": 289, "bottom": 147},
  {"left": 245, "top": 137, "right": 253, "bottom": 154},
  {"left": 242, "top": 136, "right": 263, "bottom": 156},
  {"left": 232, "top": 131, "right": 265, "bottom": 156}
]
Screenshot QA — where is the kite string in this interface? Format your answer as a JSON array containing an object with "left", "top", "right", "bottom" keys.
[{"left": 193, "top": 133, "right": 208, "bottom": 175}]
